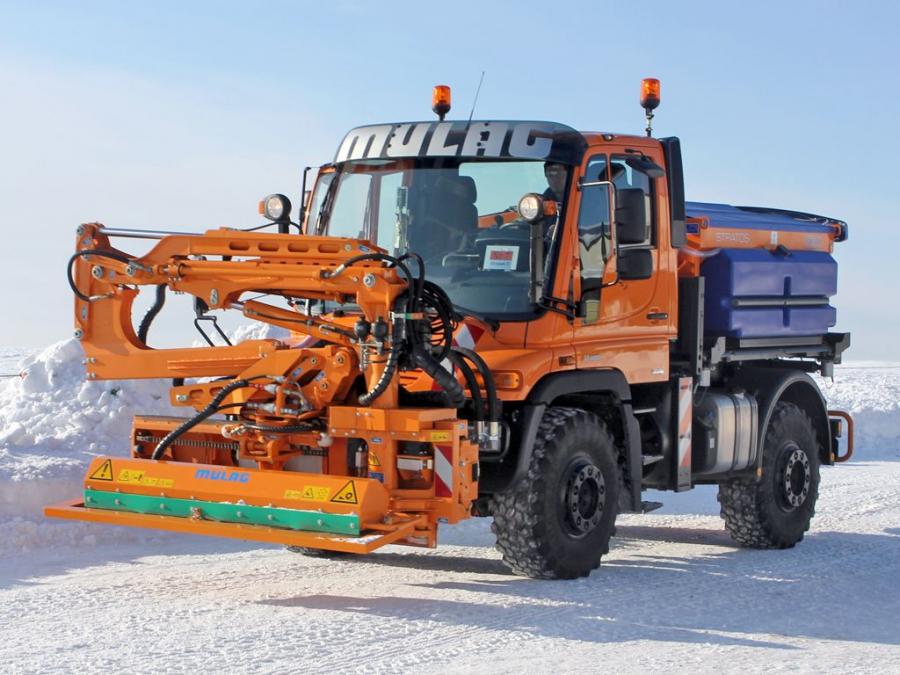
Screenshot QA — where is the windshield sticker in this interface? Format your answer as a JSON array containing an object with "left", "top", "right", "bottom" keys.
[
  {"left": 335, "top": 121, "right": 581, "bottom": 163},
  {"left": 483, "top": 245, "right": 520, "bottom": 271}
]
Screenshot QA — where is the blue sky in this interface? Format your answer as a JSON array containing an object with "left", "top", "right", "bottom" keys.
[{"left": 1, "top": 0, "right": 897, "bottom": 358}]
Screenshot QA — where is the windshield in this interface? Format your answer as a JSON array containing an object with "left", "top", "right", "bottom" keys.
[{"left": 309, "top": 158, "right": 566, "bottom": 316}]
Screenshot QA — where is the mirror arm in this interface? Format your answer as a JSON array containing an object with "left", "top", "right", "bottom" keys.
[
  {"left": 539, "top": 295, "right": 577, "bottom": 320},
  {"left": 602, "top": 271, "right": 620, "bottom": 288},
  {"left": 299, "top": 165, "right": 314, "bottom": 227}
]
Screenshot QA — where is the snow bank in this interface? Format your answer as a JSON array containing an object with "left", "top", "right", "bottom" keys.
[
  {"left": 0, "top": 336, "right": 897, "bottom": 557},
  {"left": 0, "top": 327, "right": 292, "bottom": 556},
  {"left": 816, "top": 363, "right": 900, "bottom": 460},
  {"left": 226, "top": 322, "right": 290, "bottom": 345},
  {"left": 0, "top": 340, "right": 183, "bottom": 553}
]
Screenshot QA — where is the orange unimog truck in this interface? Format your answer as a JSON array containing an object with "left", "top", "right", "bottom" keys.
[{"left": 47, "top": 81, "right": 853, "bottom": 579}]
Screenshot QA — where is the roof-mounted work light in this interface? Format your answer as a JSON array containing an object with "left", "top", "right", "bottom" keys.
[
  {"left": 640, "top": 78, "right": 660, "bottom": 137},
  {"left": 432, "top": 85, "right": 451, "bottom": 121}
]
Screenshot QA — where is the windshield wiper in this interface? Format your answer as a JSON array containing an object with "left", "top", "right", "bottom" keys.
[
  {"left": 452, "top": 304, "right": 500, "bottom": 332},
  {"left": 314, "top": 168, "right": 343, "bottom": 235}
]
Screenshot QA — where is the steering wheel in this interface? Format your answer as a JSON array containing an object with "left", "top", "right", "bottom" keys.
[{"left": 499, "top": 218, "right": 530, "bottom": 230}]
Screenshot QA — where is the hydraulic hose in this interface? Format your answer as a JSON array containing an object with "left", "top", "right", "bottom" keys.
[
  {"left": 358, "top": 321, "right": 403, "bottom": 406},
  {"left": 358, "top": 347, "right": 400, "bottom": 407},
  {"left": 399, "top": 389, "right": 455, "bottom": 408},
  {"left": 452, "top": 347, "right": 500, "bottom": 422},
  {"left": 446, "top": 350, "right": 484, "bottom": 422},
  {"left": 397, "top": 251, "right": 425, "bottom": 307},
  {"left": 419, "top": 280, "right": 457, "bottom": 360},
  {"left": 137, "top": 284, "right": 167, "bottom": 344},
  {"left": 413, "top": 347, "right": 465, "bottom": 408},
  {"left": 452, "top": 346, "right": 506, "bottom": 454},
  {"left": 151, "top": 377, "right": 263, "bottom": 460},
  {"left": 67, "top": 249, "right": 136, "bottom": 302}
]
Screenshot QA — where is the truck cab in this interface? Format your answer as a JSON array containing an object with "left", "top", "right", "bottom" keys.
[{"left": 304, "top": 123, "right": 679, "bottom": 381}]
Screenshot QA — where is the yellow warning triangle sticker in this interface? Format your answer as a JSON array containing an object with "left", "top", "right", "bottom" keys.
[
  {"left": 89, "top": 459, "right": 113, "bottom": 481},
  {"left": 330, "top": 480, "right": 358, "bottom": 504},
  {"left": 368, "top": 452, "right": 381, "bottom": 467}
]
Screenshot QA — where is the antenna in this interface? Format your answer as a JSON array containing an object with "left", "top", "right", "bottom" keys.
[{"left": 466, "top": 71, "right": 486, "bottom": 129}]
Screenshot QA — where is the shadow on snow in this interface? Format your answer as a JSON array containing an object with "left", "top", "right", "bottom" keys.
[{"left": 260, "top": 527, "right": 900, "bottom": 648}]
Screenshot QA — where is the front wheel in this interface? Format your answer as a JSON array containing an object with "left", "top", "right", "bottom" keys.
[
  {"left": 490, "top": 407, "right": 619, "bottom": 579},
  {"left": 718, "top": 401, "right": 821, "bottom": 548}
]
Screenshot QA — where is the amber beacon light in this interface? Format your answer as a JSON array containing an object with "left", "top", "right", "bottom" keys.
[
  {"left": 432, "top": 85, "right": 451, "bottom": 121},
  {"left": 640, "top": 78, "right": 661, "bottom": 110},
  {"left": 640, "top": 78, "right": 661, "bottom": 137}
]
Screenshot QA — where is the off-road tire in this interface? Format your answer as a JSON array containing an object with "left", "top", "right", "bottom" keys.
[
  {"left": 490, "top": 407, "right": 619, "bottom": 579},
  {"left": 718, "top": 401, "right": 820, "bottom": 548}
]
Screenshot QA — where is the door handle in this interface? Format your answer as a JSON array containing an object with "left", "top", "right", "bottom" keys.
[{"left": 646, "top": 312, "right": 668, "bottom": 321}]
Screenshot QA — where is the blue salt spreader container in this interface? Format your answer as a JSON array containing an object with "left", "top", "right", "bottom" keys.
[{"left": 685, "top": 202, "right": 843, "bottom": 339}]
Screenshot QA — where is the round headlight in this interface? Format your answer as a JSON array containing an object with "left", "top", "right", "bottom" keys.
[
  {"left": 517, "top": 193, "right": 544, "bottom": 223},
  {"left": 262, "top": 193, "right": 292, "bottom": 222}
]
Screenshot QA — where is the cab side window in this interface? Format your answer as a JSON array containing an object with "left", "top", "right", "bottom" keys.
[{"left": 577, "top": 155, "right": 612, "bottom": 287}]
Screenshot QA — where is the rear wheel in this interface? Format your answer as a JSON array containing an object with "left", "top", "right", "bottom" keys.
[
  {"left": 718, "top": 401, "right": 820, "bottom": 548},
  {"left": 490, "top": 407, "right": 619, "bottom": 579}
]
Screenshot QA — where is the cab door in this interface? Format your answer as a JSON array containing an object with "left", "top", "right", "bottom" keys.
[{"left": 570, "top": 148, "right": 676, "bottom": 383}]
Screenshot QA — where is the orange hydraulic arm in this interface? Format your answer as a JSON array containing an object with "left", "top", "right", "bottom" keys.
[
  {"left": 56, "top": 222, "right": 480, "bottom": 550},
  {"left": 72, "top": 223, "right": 407, "bottom": 380}
]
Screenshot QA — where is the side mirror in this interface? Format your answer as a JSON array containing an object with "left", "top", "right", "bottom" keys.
[
  {"left": 615, "top": 188, "right": 649, "bottom": 244},
  {"left": 618, "top": 248, "right": 653, "bottom": 280}
]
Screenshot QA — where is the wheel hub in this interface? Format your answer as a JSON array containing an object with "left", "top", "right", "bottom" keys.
[
  {"left": 564, "top": 463, "right": 605, "bottom": 536},
  {"left": 782, "top": 446, "right": 811, "bottom": 509}
]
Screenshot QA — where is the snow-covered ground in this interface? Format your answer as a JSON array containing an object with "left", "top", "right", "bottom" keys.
[{"left": 1, "top": 343, "right": 898, "bottom": 673}]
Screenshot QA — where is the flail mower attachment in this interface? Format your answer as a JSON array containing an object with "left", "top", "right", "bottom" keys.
[
  {"left": 46, "top": 407, "right": 479, "bottom": 553},
  {"left": 45, "top": 223, "right": 491, "bottom": 555},
  {"left": 46, "top": 457, "right": 418, "bottom": 553}
]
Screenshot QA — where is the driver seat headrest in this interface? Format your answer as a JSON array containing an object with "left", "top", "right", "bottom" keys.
[{"left": 435, "top": 175, "right": 477, "bottom": 205}]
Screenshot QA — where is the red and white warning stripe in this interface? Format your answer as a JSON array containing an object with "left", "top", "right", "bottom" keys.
[
  {"left": 432, "top": 323, "right": 483, "bottom": 493},
  {"left": 453, "top": 322, "right": 485, "bottom": 350},
  {"left": 677, "top": 377, "right": 693, "bottom": 490},
  {"left": 434, "top": 445, "right": 454, "bottom": 497}
]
